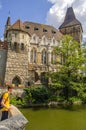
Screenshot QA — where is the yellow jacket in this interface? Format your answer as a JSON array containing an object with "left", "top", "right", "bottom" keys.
[{"left": 1, "top": 92, "right": 10, "bottom": 111}]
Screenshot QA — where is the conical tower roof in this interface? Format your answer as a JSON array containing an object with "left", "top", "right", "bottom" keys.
[
  {"left": 9, "top": 19, "right": 25, "bottom": 31},
  {"left": 59, "top": 7, "right": 82, "bottom": 29}
]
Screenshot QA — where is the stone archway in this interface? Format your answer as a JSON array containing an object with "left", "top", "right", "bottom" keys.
[
  {"left": 34, "top": 72, "right": 39, "bottom": 82},
  {"left": 40, "top": 72, "right": 48, "bottom": 86},
  {"left": 12, "top": 76, "right": 21, "bottom": 86}
]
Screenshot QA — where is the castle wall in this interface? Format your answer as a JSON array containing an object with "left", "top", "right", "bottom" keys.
[
  {"left": 4, "top": 50, "right": 28, "bottom": 86},
  {"left": 0, "top": 49, "right": 7, "bottom": 86},
  {"left": 4, "top": 31, "right": 30, "bottom": 86}
]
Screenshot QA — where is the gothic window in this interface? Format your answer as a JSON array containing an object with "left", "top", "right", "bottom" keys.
[
  {"left": 13, "top": 42, "right": 17, "bottom": 51},
  {"left": 33, "top": 35, "right": 36, "bottom": 41},
  {"left": 53, "top": 39, "right": 55, "bottom": 45},
  {"left": 30, "top": 48, "right": 37, "bottom": 63},
  {"left": 34, "top": 49, "right": 36, "bottom": 63},
  {"left": 30, "top": 50, "right": 33, "bottom": 63},
  {"left": 21, "top": 43, "right": 24, "bottom": 51},
  {"left": 51, "top": 51, "right": 57, "bottom": 64},
  {"left": 12, "top": 76, "right": 21, "bottom": 86},
  {"left": 40, "top": 72, "right": 48, "bottom": 85},
  {"left": 42, "top": 37, "right": 46, "bottom": 45},
  {"left": 41, "top": 49, "right": 47, "bottom": 64}
]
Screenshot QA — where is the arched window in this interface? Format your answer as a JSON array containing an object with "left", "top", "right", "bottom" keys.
[
  {"left": 13, "top": 42, "right": 17, "bottom": 51},
  {"left": 33, "top": 35, "right": 36, "bottom": 42},
  {"left": 12, "top": 76, "right": 21, "bottom": 86},
  {"left": 40, "top": 72, "right": 48, "bottom": 85},
  {"left": 43, "top": 37, "right": 46, "bottom": 45},
  {"left": 30, "top": 48, "right": 37, "bottom": 63},
  {"left": 51, "top": 51, "right": 57, "bottom": 64},
  {"left": 34, "top": 49, "right": 36, "bottom": 63},
  {"left": 41, "top": 49, "right": 47, "bottom": 64},
  {"left": 21, "top": 43, "right": 24, "bottom": 51},
  {"left": 30, "top": 50, "right": 33, "bottom": 63},
  {"left": 53, "top": 39, "right": 55, "bottom": 45}
]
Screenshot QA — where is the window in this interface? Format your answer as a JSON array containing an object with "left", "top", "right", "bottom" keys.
[
  {"left": 30, "top": 50, "right": 33, "bottom": 63},
  {"left": 13, "top": 42, "right": 17, "bottom": 51},
  {"left": 41, "top": 49, "right": 47, "bottom": 64},
  {"left": 33, "top": 35, "right": 36, "bottom": 41},
  {"left": 25, "top": 25, "right": 30, "bottom": 29},
  {"left": 43, "top": 28, "right": 47, "bottom": 32},
  {"left": 30, "top": 48, "right": 37, "bottom": 63},
  {"left": 52, "top": 30, "right": 56, "bottom": 34},
  {"left": 42, "top": 36, "right": 46, "bottom": 45},
  {"left": 21, "top": 43, "right": 24, "bottom": 51},
  {"left": 34, "top": 27, "right": 39, "bottom": 31},
  {"left": 53, "top": 39, "right": 55, "bottom": 45},
  {"left": 51, "top": 51, "right": 57, "bottom": 64}
]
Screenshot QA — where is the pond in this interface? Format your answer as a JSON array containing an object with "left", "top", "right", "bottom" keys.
[{"left": 21, "top": 105, "right": 86, "bottom": 130}]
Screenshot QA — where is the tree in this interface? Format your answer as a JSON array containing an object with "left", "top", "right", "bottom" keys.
[{"left": 49, "top": 35, "right": 85, "bottom": 101}]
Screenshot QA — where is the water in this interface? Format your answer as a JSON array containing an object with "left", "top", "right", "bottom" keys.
[{"left": 21, "top": 105, "right": 86, "bottom": 130}]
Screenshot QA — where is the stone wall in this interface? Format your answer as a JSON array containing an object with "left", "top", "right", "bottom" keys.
[
  {"left": 5, "top": 49, "right": 28, "bottom": 86},
  {"left": 0, "top": 49, "right": 7, "bottom": 85}
]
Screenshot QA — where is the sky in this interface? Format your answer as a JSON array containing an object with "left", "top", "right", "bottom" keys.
[{"left": 0, "top": 0, "right": 86, "bottom": 40}]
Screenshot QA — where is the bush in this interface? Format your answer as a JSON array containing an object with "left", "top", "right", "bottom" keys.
[{"left": 24, "top": 86, "right": 50, "bottom": 104}]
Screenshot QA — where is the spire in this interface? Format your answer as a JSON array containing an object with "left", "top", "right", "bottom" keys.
[
  {"left": 64, "top": 7, "right": 76, "bottom": 23},
  {"left": 6, "top": 16, "right": 11, "bottom": 26},
  {"left": 59, "top": 7, "right": 81, "bottom": 29}
]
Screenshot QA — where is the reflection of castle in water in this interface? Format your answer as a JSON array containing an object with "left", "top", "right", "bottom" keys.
[{"left": 0, "top": 7, "right": 83, "bottom": 87}]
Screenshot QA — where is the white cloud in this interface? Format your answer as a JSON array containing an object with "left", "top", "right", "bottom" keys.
[{"left": 46, "top": 0, "right": 86, "bottom": 38}]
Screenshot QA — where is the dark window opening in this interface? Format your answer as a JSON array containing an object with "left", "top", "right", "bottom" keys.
[
  {"left": 34, "top": 27, "right": 39, "bottom": 30},
  {"left": 52, "top": 30, "right": 56, "bottom": 34},
  {"left": 21, "top": 43, "right": 24, "bottom": 51},
  {"left": 43, "top": 28, "right": 48, "bottom": 32},
  {"left": 25, "top": 26, "right": 30, "bottom": 29}
]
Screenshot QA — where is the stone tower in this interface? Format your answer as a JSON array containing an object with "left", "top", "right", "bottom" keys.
[
  {"left": 4, "top": 18, "right": 30, "bottom": 87},
  {"left": 59, "top": 7, "right": 83, "bottom": 44}
]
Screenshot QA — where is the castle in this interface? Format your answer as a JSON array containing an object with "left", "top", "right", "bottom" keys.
[{"left": 0, "top": 7, "right": 83, "bottom": 87}]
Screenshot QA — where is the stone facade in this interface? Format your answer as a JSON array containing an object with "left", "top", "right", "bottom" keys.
[{"left": 0, "top": 7, "right": 82, "bottom": 86}]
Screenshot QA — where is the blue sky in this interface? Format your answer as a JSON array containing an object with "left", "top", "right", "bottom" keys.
[
  {"left": 0, "top": 0, "right": 52, "bottom": 38},
  {"left": 0, "top": 0, "right": 86, "bottom": 39}
]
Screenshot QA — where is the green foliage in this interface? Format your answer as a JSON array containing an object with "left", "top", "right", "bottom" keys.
[
  {"left": 11, "top": 96, "right": 24, "bottom": 106},
  {"left": 48, "top": 35, "right": 86, "bottom": 102},
  {"left": 69, "top": 97, "right": 81, "bottom": 102},
  {"left": 24, "top": 86, "right": 50, "bottom": 104}
]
